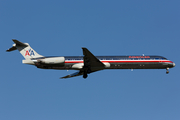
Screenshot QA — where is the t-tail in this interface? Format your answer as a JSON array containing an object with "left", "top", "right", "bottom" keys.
[{"left": 7, "top": 39, "right": 44, "bottom": 64}]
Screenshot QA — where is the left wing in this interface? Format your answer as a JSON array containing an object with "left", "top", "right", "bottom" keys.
[
  {"left": 61, "top": 48, "right": 105, "bottom": 79},
  {"left": 82, "top": 47, "right": 104, "bottom": 68}
]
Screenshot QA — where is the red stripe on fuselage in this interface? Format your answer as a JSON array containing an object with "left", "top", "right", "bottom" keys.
[{"left": 65, "top": 60, "right": 173, "bottom": 64}]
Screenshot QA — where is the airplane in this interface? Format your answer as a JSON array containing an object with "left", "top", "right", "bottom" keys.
[{"left": 7, "top": 39, "right": 175, "bottom": 79}]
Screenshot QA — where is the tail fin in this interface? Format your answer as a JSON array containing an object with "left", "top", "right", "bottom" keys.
[{"left": 7, "top": 39, "right": 43, "bottom": 59}]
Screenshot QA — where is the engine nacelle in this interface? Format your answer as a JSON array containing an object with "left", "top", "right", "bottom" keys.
[
  {"left": 72, "top": 63, "right": 84, "bottom": 69},
  {"left": 40, "top": 57, "right": 65, "bottom": 64},
  {"left": 103, "top": 62, "right": 110, "bottom": 68}
]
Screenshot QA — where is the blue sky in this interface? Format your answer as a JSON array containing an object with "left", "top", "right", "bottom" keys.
[{"left": 1, "top": 0, "right": 180, "bottom": 120}]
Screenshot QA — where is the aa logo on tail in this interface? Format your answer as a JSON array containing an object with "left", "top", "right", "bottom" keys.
[{"left": 25, "top": 49, "right": 35, "bottom": 56}]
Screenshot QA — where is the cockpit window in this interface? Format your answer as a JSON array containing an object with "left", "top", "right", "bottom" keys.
[{"left": 162, "top": 57, "right": 167, "bottom": 60}]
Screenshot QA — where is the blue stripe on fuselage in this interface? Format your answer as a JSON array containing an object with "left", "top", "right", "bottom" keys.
[{"left": 31, "top": 56, "right": 167, "bottom": 60}]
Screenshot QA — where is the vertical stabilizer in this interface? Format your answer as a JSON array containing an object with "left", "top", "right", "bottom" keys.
[{"left": 7, "top": 39, "right": 44, "bottom": 59}]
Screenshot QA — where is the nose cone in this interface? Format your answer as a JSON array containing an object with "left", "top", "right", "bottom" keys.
[{"left": 173, "top": 63, "right": 175, "bottom": 67}]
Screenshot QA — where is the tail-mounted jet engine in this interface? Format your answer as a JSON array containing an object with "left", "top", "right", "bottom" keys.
[
  {"left": 39, "top": 57, "right": 65, "bottom": 64},
  {"left": 34, "top": 57, "right": 65, "bottom": 69}
]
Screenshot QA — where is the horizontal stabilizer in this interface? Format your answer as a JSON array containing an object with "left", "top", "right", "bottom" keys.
[
  {"left": 7, "top": 39, "right": 44, "bottom": 59},
  {"left": 12, "top": 39, "right": 28, "bottom": 46},
  {"left": 6, "top": 46, "right": 17, "bottom": 52},
  {"left": 6, "top": 39, "right": 28, "bottom": 52}
]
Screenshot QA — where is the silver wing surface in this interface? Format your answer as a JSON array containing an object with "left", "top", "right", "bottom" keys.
[
  {"left": 82, "top": 47, "right": 104, "bottom": 68},
  {"left": 60, "top": 48, "right": 105, "bottom": 79}
]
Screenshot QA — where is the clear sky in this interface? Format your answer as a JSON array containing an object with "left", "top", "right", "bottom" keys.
[{"left": 1, "top": 0, "right": 180, "bottom": 120}]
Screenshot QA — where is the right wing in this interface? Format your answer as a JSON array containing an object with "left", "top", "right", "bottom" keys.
[
  {"left": 60, "top": 70, "right": 101, "bottom": 79},
  {"left": 60, "top": 71, "right": 83, "bottom": 79}
]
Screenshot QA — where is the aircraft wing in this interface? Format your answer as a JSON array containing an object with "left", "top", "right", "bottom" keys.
[
  {"left": 60, "top": 70, "right": 101, "bottom": 79},
  {"left": 82, "top": 47, "right": 104, "bottom": 68},
  {"left": 60, "top": 71, "right": 83, "bottom": 79},
  {"left": 61, "top": 48, "right": 105, "bottom": 79}
]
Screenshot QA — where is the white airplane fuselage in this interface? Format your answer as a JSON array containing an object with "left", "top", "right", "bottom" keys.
[
  {"left": 7, "top": 40, "right": 175, "bottom": 79},
  {"left": 29, "top": 56, "right": 175, "bottom": 70}
]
